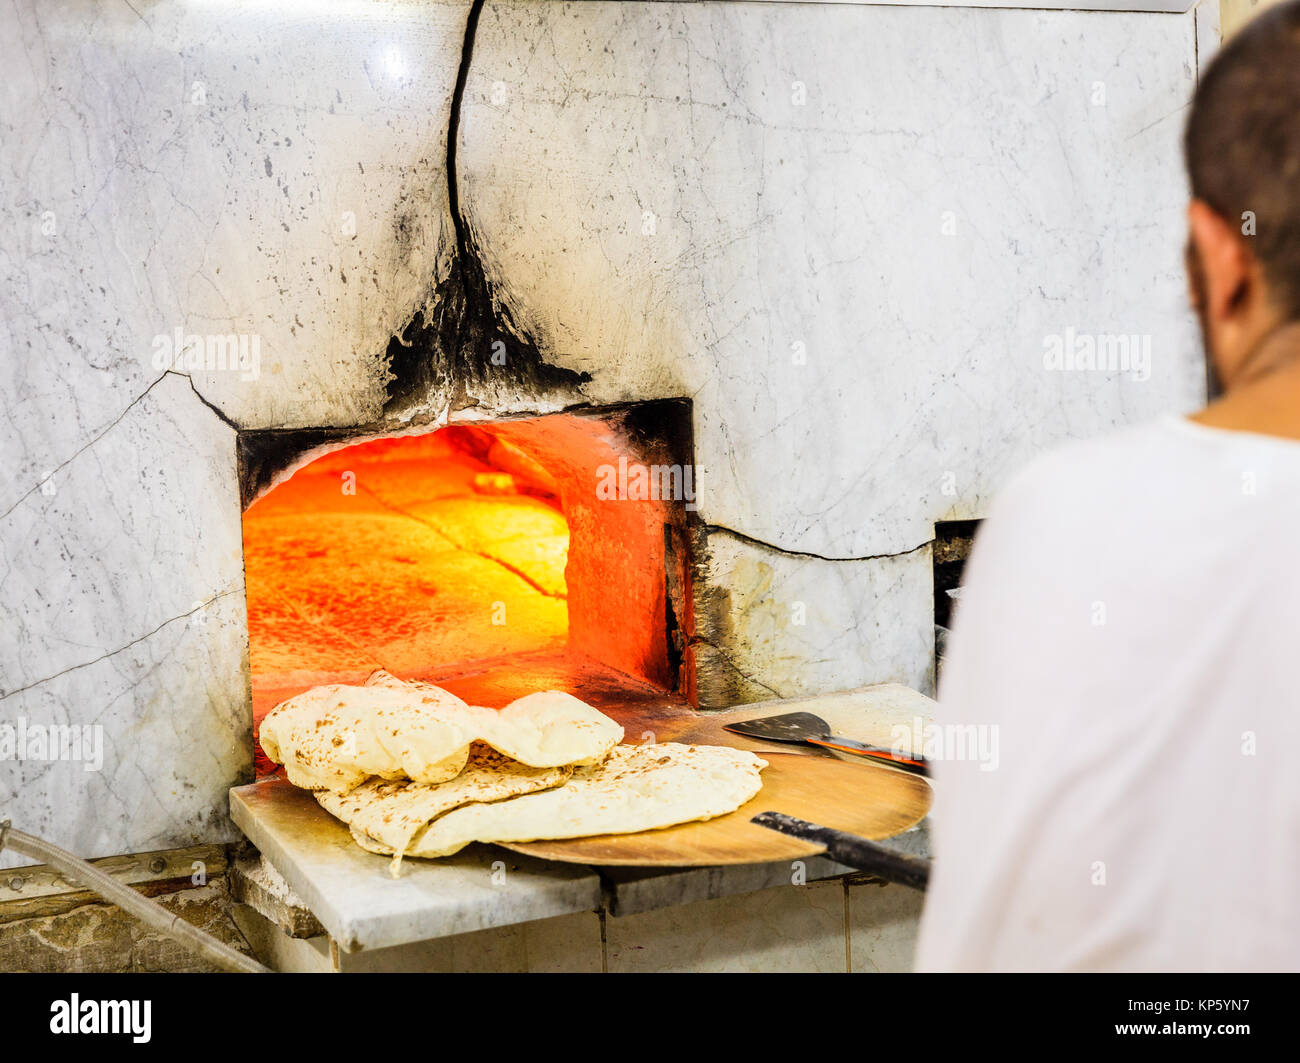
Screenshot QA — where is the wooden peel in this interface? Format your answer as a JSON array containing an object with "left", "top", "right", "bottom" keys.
[{"left": 499, "top": 751, "right": 931, "bottom": 867}]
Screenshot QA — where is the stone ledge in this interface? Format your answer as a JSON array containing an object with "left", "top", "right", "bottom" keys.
[
  {"left": 231, "top": 780, "right": 604, "bottom": 952},
  {"left": 229, "top": 852, "right": 324, "bottom": 940}
]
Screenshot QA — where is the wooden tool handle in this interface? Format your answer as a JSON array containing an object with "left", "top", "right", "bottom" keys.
[
  {"left": 750, "top": 812, "right": 931, "bottom": 890},
  {"left": 805, "top": 736, "right": 930, "bottom": 775}
]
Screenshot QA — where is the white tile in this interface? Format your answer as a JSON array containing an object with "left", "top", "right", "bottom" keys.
[
  {"left": 0, "top": 376, "right": 249, "bottom": 868},
  {"left": 606, "top": 879, "right": 847, "bottom": 972},
  {"left": 0, "top": 0, "right": 469, "bottom": 453},
  {"left": 848, "top": 881, "right": 926, "bottom": 973}
]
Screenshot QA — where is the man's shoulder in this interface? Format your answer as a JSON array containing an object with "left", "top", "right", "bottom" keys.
[{"left": 993, "top": 417, "right": 1181, "bottom": 519}]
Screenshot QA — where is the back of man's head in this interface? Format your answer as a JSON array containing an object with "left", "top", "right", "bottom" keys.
[{"left": 1186, "top": 2, "right": 1300, "bottom": 321}]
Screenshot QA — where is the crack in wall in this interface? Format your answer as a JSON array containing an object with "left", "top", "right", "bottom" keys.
[
  {"left": 381, "top": 0, "right": 591, "bottom": 421},
  {"left": 689, "top": 523, "right": 933, "bottom": 708},
  {"left": 1, "top": 374, "right": 175, "bottom": 524},
  {"left": 238, "top": 0, "right": 592, "bottom": 500},
  {"left": 4, "top": 370, "right": 237, "bottom": 526},
  {"left": 688, "top": 634, "right": 783, "bottom": 700},
  {"left": 704, "top": 524, "right": 932, "bottom": 564},
  {"left": 173, "top": 371, "right": 240, "bottom": 432},
  {"left": 0, "top": 588, "right": 239, "bottom": 702}
]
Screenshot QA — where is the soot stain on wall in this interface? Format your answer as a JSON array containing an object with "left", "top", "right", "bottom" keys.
[
  {"left": 237, "top": 427, "right": 360, "bottom": 509},
  {"left": 239, "top": 0, "right": 590, "bottom": 503},
  {"left": 382, "top": 0, "right": 589, "bottom": 419},
  {"left": 380, "top": 224, "right": 591, "bottom": 421}
]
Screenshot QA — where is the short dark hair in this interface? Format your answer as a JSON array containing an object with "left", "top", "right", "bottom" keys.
[{"left": 1185, "top": 1, "right": 1300, "bottom": 319}]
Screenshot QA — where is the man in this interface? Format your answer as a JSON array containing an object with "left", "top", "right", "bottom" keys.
[{"left": 917, "top": 4, "right": 1300, "bottom": 971}]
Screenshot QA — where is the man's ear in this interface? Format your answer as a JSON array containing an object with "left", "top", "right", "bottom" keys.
[{"left": 1187, "top": 199, "right": 1251, "bottom": 321}]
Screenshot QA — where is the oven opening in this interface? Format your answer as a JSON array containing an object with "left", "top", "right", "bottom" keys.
[
  {"left": 240, "top": 402, "right": 696, "bottom": 776},
  {"left": 932, "top": 517, "right": 982, "bottom": 682}
]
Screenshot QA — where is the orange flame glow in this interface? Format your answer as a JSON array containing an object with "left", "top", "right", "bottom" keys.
[{"left": 242, "top": 416, "right": 692, "bottom": 777}]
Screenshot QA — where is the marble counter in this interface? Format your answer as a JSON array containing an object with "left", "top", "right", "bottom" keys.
[
  {"left": 231, "top": 682, "right": 935, "bottom": 952},
  {"left": 230, "top": 780, "right": 604, "bottom": 952}
]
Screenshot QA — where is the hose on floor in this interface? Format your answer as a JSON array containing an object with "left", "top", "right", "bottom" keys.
[{"left": 0, "top": 820, "right": 269, "bottom": 973}]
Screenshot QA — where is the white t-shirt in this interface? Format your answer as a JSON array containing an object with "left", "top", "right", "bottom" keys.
[{"left": 916, "top": 415, "right": 1300, "bottom": 972}]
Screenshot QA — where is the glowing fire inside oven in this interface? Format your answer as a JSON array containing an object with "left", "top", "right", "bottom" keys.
[
  {"left": 241, "top": 412, "right": 691, "bottom": 777},
  {"left": 244, "top": 427, "right": 570, "bottom": 673},
  {"left": 242, "top": 430, "right": 569, "bottom": 764}
]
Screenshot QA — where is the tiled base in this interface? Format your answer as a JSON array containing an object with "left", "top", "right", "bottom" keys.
[
  {"left": 606, "top": 880, "right": 847, "bottom": 973},
  {"left": 849, "top": 880, "right": 925, "bottom": 974},
  {"left": 232, "top": 905, "right": 604, "bottom": 973},
  {"left": 234, "top": 877, "right": 924, "bottom": 973}
]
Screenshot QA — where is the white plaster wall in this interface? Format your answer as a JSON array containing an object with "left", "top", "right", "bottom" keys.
[
  {"left": 0, "top": 0, "right": 470, "bottom": 865},
  {"left": 459, "top": 1, "right": 1207, "bottom": 560},
  {"left": 695, "top": 533, "right": 935, "bottom": 704},
  {"left": 1, "top": 0, "right": 467, "bottom": 499}
]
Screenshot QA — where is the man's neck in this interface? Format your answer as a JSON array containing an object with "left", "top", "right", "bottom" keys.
[{"left": 1191, "top": 321, "right": 1300, "bottom": 440}]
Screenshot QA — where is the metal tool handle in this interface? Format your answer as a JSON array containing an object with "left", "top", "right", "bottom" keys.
[
  {"left": 0, "top": 819, "right": 269, "bottom": 973},
  {"left": 805, "top": 735, "right": 930, "bottom": 776},
  {"left": 751, "top": 812, "right": 931, "bottom": 890}
]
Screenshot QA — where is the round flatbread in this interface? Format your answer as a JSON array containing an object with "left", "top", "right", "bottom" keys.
[
  {"left": 260, "top": 670, "right": 623, "bottom": 792},
  {"left": 352, "top": 743, "right": 768, "bottom": 860},
  {"left": 315, "top": 743, "right": 572, "bottom": 873}
]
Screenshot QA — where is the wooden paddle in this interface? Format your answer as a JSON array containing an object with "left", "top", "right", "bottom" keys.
[{"left": 500, "top": 751, "right": 931, "bottom": 867}]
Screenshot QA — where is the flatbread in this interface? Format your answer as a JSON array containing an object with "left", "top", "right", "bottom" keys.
[
  {"left": 377, "top": 672, "right": 625, "bottom": 770},
  {"left": 315, "top": 743, "right": 571, "bottom": 874},
  {"left": 259, "top": 671, "right": 623, "bottom": 792},
  {"left": 258, "top": 680, "right": 470, "bottom": 792},
  {"left": 351, "top": 742, "right": 768, "bottom": 859}
]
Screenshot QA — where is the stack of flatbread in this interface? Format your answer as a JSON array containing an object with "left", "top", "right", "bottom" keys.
[{"left": 259, "top": 671, "right": 766, "bottom": 872}]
